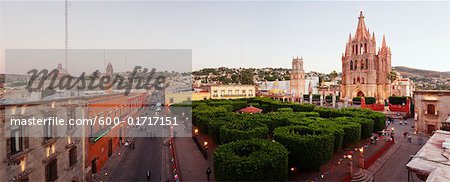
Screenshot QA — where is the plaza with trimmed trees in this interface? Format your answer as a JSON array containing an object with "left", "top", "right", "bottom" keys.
[{"left": 173, "top": 97, "right": 386, "bottom": 181}]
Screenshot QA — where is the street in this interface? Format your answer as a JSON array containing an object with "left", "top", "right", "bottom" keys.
[
  {"left": 108, "top": 137, "right": 167, "bottom": 181},
  {"left": 374, "top": 118, "right": 428, "bottom": 181}
]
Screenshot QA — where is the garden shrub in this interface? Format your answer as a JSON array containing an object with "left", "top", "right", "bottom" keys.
[
  {"left": 364, "top": 97, "right": 376, "bottom": 104},
  {"left": 388, "top": 96, "right": 408, "bottom": 105},
  {"left": 220, "top": 120, "right": 269, "bottom": 144},
  {"left": 214, "top": 139, "right": 289, "bottom": 181},
  {"left": 332, "top": 118, "right": 361, "bottom": 147},
  {"left": 273, "top": 125, "right": 335, "bottom": 171},
  {"left": 277, "top": 107, "right": 293, "bottom": 112}
]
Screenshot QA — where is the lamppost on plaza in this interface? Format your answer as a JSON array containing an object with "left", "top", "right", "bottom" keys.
[
  {"left": 347, "top": 155, "right": 353, "bottom": 177},
  {"left": 358, "top": 147, "right": 365, "bottom": 169},
  {"left": 203, "top": 141, "right": 208, "bottom": 150},
  {"left": 194, "top": 128, "right": 199, "bottom": 137}
]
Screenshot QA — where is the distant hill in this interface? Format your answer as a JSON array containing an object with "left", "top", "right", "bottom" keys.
[{"left": 393, "top": 66, "right": 450, "bottom": 80}]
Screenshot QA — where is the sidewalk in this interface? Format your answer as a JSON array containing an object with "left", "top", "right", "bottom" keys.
[{"left": 174, "top": 133, "right": 216, "bottom": 182}]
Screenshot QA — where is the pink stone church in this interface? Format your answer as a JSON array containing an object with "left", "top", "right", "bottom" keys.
[{"left": 341, "top": 11, "right": 392, "bottom": 103}]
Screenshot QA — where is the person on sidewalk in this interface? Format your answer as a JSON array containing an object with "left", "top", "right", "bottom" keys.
[
  {"left": 147, "top": 169, "right": 151, "bottom": 181},
  {"left": 403, "top": 131, "right": 408, "bottom": 138},
  {"left": 407, "top": 135, "right": 412, "bottom": 143},
  {"left": 206, "top": 167, "right": 212, "bottom": 181}
]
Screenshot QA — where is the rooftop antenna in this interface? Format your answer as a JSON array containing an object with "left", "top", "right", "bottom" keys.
[
  {"left": 64, "top": 0, "right": 69, "bottom": 72},
  {"left": 124, "top": 51, "right": 127, "bottom": 72},
  {"left": 103, "top": 49, "right": 106, "bottom": 70}
]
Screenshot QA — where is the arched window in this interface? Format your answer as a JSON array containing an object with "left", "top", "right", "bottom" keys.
[
  {"left": 352, "top": 45, "right": 355, "bottom": 54},
  {"left": 365, "top": 59, "right": 369, "bottom": 69},
  {"left": 364, "top": 43, "right": 367, "bottom": 53},
  {"left": 350, "top": 60, "right": 353, "bottom": 70},
  {"left": 356, "top": 45, "right": 358, "bottom": 55},
  {"left": 361, "top": 60, "right": 364, "bottom": 69},
  {"left": 427, "top": 104, "right": 436, "bottom": 115},
  {"left": 355, "top": 61, "right": 358, "bottom": 70},
  {"left": 357, "top": 77, "right": 360, "bottom": 83},
  {"left": 360, "top": 44, "right": 363, "bottom": 54},
  {"left": 353, "top": 78, "right": 356, "bottom": 84},
  {"left": 361, "top": 77, "right": 365, "bottom": 84}
]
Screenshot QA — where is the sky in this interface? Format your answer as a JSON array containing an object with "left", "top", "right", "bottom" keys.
[{"left": 1, "top": 1, "right": 449, "bottom": 74}]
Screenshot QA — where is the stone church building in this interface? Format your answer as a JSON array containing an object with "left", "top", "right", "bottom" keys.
[
  {"left": 290, "top": 56, "right": 305, "bottom": 101},
  {"left": 341, "top": 11, "right": 392, "bottom": 103}
]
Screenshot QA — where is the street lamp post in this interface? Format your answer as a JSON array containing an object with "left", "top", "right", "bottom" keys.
[
  {"left": 359, "top": 147, "right": 365, "bottom": 169},
  {"left": 347, "top": 155, "right": 353, "bottom": 177}
]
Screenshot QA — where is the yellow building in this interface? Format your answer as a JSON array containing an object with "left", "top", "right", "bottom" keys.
[{"left": 209, "top": 85, "right": 256, "bottom": 99}]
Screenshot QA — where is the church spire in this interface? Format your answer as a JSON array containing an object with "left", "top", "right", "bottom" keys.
[
  {"left": 355, "top": 11, "right": 369, "bottom": 40},
  {"left": 382, "top": 35, "right": 387, "bottom": 48}
]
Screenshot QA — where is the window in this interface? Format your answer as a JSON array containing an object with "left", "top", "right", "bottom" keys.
[
  {"left": 69, "top": 147, "right": 77, "bottom": 167},
  {"left": 361, "top": 77, "right": 365, "bottom": 84},
  {"left": 187, "top": 97, "right": 191, "bottom": 101},
  {"left": 169, "top": 97, "right": 174, "bottom": 104},
  {"left": 361, "top": 60, "right": 364, "bottom": 70},
  {"left": 220, "top": 90, "right": 225, "bottom": 96},
  {"left": 10, "top": 125, "right": 23, "bottom": 155},
  {"left": 426, "top": 104, "right": 436, "bottom": 115},
  {"left": 46, "top": 159, "right": 58, "bottom": 182},
  {"left": 360, "top": 44, "right": 363, "bottom": 54},
  {"left": 353, "top": 78, "right": 356, "bottom": 84},
  {"left": 235, "top": 90, "right": 239, "bottom": 96},
  {"left": 228, "top": 90, "right": 232, "bottom": 96},
  {"left": 242, "top": 90, "right": 246, "bottom": 95},
  {"left": 248, "top": 90, "right": 253, "bottom": 96},
  {"left": 356, "top": 45, "right": 358, "bottom": 55},
  {"left": 365, "top": 59, "right": 369, "bottom": 69},
  {"left": 67, "top": 108, "right": 75, "bottom": 131},
  {"left": 350, "top": 61, "right": 353, "bottom": 70},
  {"left": 364, "top": 43, "right": 367, "bottom": 53},
  {"left": 44, "top": 122, "right": 53, "bottom": 140},
  {"left": 213, "top": 90, "right": 218, "bottom": 97},
  {"left": 354, "top": 61, "right": 358, "bottom": 70}
]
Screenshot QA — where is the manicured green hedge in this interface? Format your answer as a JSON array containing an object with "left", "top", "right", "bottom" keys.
[
  {"left": 214, "top": 139, "right": 289, "bottom": 181},
  {"left": 345, "top": 117, "right": 374, "bottom": 139},
  {"left": 332, "top": 118, "right": 361, "bottom": 147},
  {"left": 364, "top": 97, "right": 376, "bottom": 104},
  {"left": 388, "top": 96, "right": 408, "bottom": 105},
  {"left": 277, "top": 107, "right": 293, "bottom": 112},
  {"left": 352, "top": 97, "right": 362, "bottom": 105},
  {"left": 273, "top": 125, "right": 334, "bottom": 171},
  {"left": 220, "top": 120, "right": 269, "bottom": 144},
  {"left": 313, "top": 107, "right": 385, "bottom": 132},
  {"left": 289, "top": 117, "right": 345, "bottom": 152}
]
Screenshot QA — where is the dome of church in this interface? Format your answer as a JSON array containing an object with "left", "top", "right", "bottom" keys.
[{"left": 56, "top": 63, "right": 70, "bottom": 77}]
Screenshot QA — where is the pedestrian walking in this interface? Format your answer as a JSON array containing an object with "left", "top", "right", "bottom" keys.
[
  {"left": 407, "top": 135, "right": 412, "bottom": 143},
  {"left": 403, "top": 131, "right": 408, "bottom": 138},
  {"left": 132, "top": 142, "right": 135, "bottom": 150},
  {"left": 147, "top": 169, "right": 151, "bottom": 181},
  {"left": 206, "top": 167, "right": 212, "bottom": 181}
]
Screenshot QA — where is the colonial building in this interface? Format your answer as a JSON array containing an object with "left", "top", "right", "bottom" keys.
[
  {"left": 0, "top": 98, "right": 86, "bottom": 182},
  {"left": 391, "top": 72, "right": 415, "bottom": 97},
  {"left": 209, "top": 85, "right": 256, "bottom": 99},
  {"left": 290, "top": 56, "right": 305, "bottom": 101},
  {"left": 341, "top": 11, "right": 392, "bottom": 103},
  {"left": 413, "top": 90, "right": 450, "bottom": 134}
]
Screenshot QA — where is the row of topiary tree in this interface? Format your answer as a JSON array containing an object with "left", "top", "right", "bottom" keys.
[{"left": 173, "top": 98, "right": 385, "bottom": 181}]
